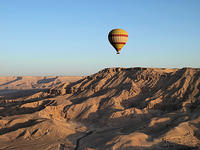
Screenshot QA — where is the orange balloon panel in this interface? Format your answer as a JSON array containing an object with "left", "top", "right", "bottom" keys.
[{"left": 108, "top": 29, "right": 128, "bottom": 54}]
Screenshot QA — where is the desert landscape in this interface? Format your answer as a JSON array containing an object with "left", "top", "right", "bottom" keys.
[
  {"left": 0, "top": 67, "right": 200, "bottom": 150},
  {"left": 1, "top": 0, "right": 199, "bottom": 149}
]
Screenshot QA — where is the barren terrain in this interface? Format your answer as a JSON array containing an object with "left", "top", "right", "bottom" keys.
[{"left": 0, "top": 68, "right": 200, "bottom": 150}]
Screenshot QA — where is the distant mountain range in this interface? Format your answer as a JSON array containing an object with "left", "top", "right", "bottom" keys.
[{"left": 0, "top": 76, "right": 83, "bottom": 92}]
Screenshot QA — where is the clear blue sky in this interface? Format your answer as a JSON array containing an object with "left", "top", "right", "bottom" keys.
[{"left": 0, "top": 0, "right": 200, "bottom": 76}]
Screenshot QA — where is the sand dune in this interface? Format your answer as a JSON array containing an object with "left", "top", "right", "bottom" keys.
[{"left": 0, "top": 67, "right": 200, "bottom": 150}]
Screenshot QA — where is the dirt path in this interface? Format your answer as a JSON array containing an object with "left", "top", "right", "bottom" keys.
[{"left": 74, "top": 130, "right": 94, "bottom": 150}]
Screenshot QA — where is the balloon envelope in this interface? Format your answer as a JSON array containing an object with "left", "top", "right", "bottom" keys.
[{"left": 108, "top": 29, "right": 128, "bottom": 54}]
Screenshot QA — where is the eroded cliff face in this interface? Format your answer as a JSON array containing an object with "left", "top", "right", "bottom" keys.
[
  {"left": 52, "top": 67, "right": 200, "bottom": 121},
  {"left": 0, "top": 68, "right": 200, "bottom": 150}
]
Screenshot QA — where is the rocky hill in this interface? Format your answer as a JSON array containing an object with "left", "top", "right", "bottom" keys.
[{"left": 0, "top": 67, "right": 200, "bottom": 150}]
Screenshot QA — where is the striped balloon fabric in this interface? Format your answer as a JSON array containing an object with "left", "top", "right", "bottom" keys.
[{"left": 108, "top": 29, "right": 128, "bottom": 54}]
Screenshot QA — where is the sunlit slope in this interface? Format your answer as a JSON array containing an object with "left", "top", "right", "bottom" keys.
[
  {"left": 0, "top": 67, "right": 200, "bottom": 150},
  {"left": 50, "top": 67, "right": 200, "bottom": 149}
]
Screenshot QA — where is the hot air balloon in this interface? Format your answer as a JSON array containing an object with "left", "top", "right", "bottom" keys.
[{"left": 108, "top": 29, "right": 128, "bottom": 54}]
